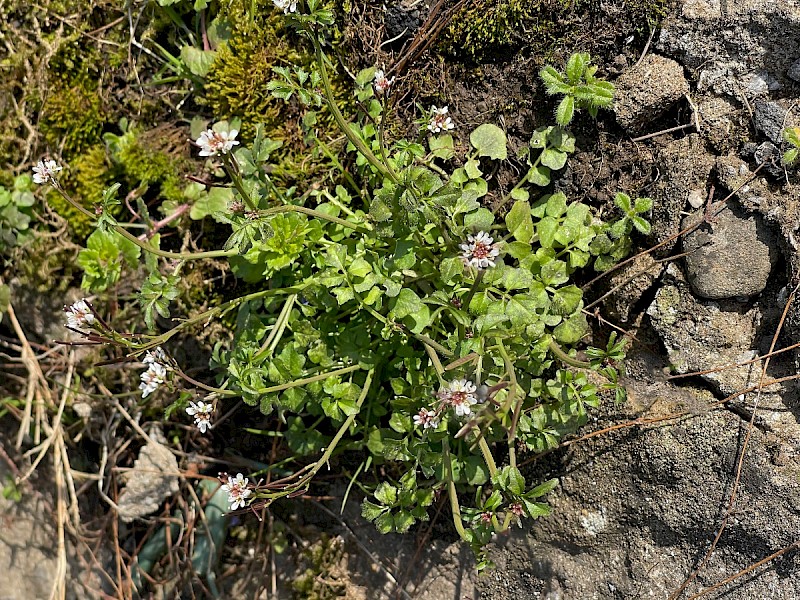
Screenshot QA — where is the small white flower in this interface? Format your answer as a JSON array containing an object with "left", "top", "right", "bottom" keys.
[
  {"left": 195, "top": 128, "right": 240, "bottom": 157},
  {"left": 186, "top": 400, "right": 214, "bottom": 434},
  {"left": 221, "top": 473, "right": 252, "bottom": 511},
  {"left": 413, "top": 407, "right": 440, "bottom": 429},
  {"left": 32, "top": 159, "right": 62, "bottom": 185},
  {"left": 373, "top": 69, "right": 394, "bottom": 96},
  {"left": 64, "top": 299, "right": 95, "bottom": 330},
  {"left": 143, "top": 347, "right": 168, "bottom": 367},
  {"left": 427, "top": 105, "right": 454, "bottom": 134},
  {"left": 439, "top": 379, "right": 478, "bottom": 417},
  {"left": 272, "top": 0, "right": 297, "bottom": 13},
  {"left": 139, "top": 362, "right": 167, "bottom": 398},
  {"left": 460, "top": 231, "right": 500, "bottom": 270}
]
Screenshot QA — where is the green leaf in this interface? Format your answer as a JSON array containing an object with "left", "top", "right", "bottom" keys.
[
  {"left": 633, "top": 197, "right": 653, "bottom": 213},
  {"left": 190, "top": 187, "right": 232, "bottom": 220},
  {"left": 470, "top": 124, "right": 507, "bottom": 160},
  {"left": 464, "top": 208, "right": 494, "bottom": 230},
  {"left": 180, "top": 46, "right": 216, "bottom": 77},
  {"left": 614, "top": 192, "right": 632, "bottom": 213},
  {"left": 537, "top": 216, "right": 559, "bottom": 249},
  {"left": 553, "top": 312, "right": 588, "bottom": 344},
  {"left": 464, "top": 158, "right": 482, "bottom": 179},
  {"left": 361, "top": 500, "right": 386, "bottom": 522},
  {"left": 527, "top": 478, "right": 559, "bottom": 498},
  {"left": 492, "top": 465, "right": 525, "bottom": 495},
  {"left": 506, "top": 200, "right": 534, "bottom": 243},
  {"left": 631, "top": 215, "right": 651, "bottom": 235},
  {"left": 393, "top": 510, "right": 416, "bottom": 533},
  {"left": 374, "top": 482, "right": 398, "bottom": 506},
  {"left": 374, "top": 512, "right": 395, "bottom": 534},
  {"left": 540, "top": 148, "right": 568, "bottom": 170},
  {"left": 429, "top": 134, "right": 455, "bottom": 160},
  {"left": 440, "top": 256, "right": 464, "bottom": 284},
  {"left": 526, "top": 164, "right": 551, "bottom": 187},
  {"left": 565, "top": 53, "right": 590, "bottom": 84},
  {"left": 551, "top": 285, "right": 582, "bottom": 315},
  {"left": 555, "top": 95, "right": 575, "bottom": 126}
]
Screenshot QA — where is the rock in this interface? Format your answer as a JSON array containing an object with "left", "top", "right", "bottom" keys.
[
  {"left": 647, "top": 263, "right": 766, "bottom": 395},
  {"left": 681, "top": 205, "right": 778, "bottom": 299},
  {"left": 658, "top": 0, "right": 800, "bottom": 97},
  {"left": 752, "top": 141, "right": 785, "bottom": 178},
  {"left": 117, "top": 432, "right": 180, "bottom": 522},
  {"left": 478, "top": 361, "right": 800, "bottom": 599},
  {"left": 697, "top": 96, "right": 744, "bottom": 154},
  {"left": 606, "top": 253, "right": 665, "bottom": 322},
  {"left": 789, "top": 58, "right": 800, "bottom": 82},
  {"left": 650, "top": 134, "right": 715, "bottom": 255},
  {"left": 614, "top": 55, "right": 689, "bottom": 135},
  {"left": 753, "top": 99, "right": 788, "bottom": 145},
  {"left": 384, "top": 4, "right": 423, "bottom": 45}
]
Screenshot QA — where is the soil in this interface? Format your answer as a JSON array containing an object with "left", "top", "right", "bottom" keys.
[{"left": 2, "top": 0, "right": 800, "bottom": 598}]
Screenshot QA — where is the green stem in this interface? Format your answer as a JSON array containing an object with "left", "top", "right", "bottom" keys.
[
  {"left": 300, "top": 369, "right": 374, "bottom": 483},
  {"left": 262, "top": 204, "right": 372, "bottom": 233},
  {"left": 252, "top": 364, "right": 361, "bottom": 395},
  {"left": 145, "top": 286, "right": 305, "bottom": 348},
  {"left": 223, "top": 155, "right": 258, "bottom": 211},
  {"left": 497, "top": 339, "right": 521, "bottom": 469},
  {"left": 495, "top": 151, "right": 543, "bottom": 213},
  {"left": 53, "top": 186, "right": 237, "bottom": 260},
  {"left": 548, "top": 339, "right": 591, "bottom": 369},
  {"left": 443, "top": 439, "right": 469, "bottom": 542},
  {"left": 462, "top": 269, "right": 485, "bottom": 312},
  {"left": 253, "top": 294, "right": 297, "bottom": 362},
  {"left": 310, "top": 34, "right": 397, "bottom": 184},
  {"left": 477, "top": 437, "right": 497, "bottom": 477}
]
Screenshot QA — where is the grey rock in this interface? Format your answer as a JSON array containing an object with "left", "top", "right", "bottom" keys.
[
  {"left": 697, "top": 95, "right": 743, "bottom": 154},
  {"left": 613, "top": 55, "right": 689, "bottom": 135},
  {"left": 753, "top": 141, "right": 785, "bottom": 178},
  {"left": 658, "top": 0, "right": 800, "bottom": 97},
  {"left": 651, "top": 134, "right": 715, "bottom": 255},
  {"left": 682, "top": 205, "right": 778, "bottom": 299},
  {"left": 789, "top": 58, "right": 800, "bottom": 82},
  {"left": 117, "top": 434, "right": 180, "bottom": 522},
  {"left": 477, "top": 365, "right": 800, "bottom": 599},
  {"left": 647, "top": 263, "right": 764, "bottom": 395},
  {"left": 753, "top": 99, "right": 788, "bottom": 145}
]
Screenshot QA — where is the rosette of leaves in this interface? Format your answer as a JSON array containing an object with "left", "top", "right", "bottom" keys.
[{"left": 539, "top": 53, "right": 615, "bottom": 126}]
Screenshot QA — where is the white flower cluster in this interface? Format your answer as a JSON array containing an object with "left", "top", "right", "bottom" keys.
[
  {"left": 427, "top": 105, "right": 454, "bottom": 134},
  {"left": 139, "top": 347, "right": 169, "bottom": 398},
  {"left": 32, "top": 159, "right": 62, "bottom": 185},
  {"left": 272, "top": 0, "right": 297, "bottom": 13},
  {"left": 460, "top": 231, "right": 500, "bottom": 270},
  {"left": 221, "top": 473, "right": 252, "bottom": 511},
  {"left": 64, "top": 299, "right": 95, "bottom": 330},
  {"left": 414, "top": 378, "right": 481, "bottom": 430},
  {"left": 438, "top": 379, "right": 478, "bottom": 416},
  {"left": 195, "top": 128, "right": 239, "bottom": 157},
  {"left": 186, "top": 400, "right": 214, "bottom": 434},
  {"left": 413, "top": 407, "right": 440, "bottom": 430},
  {"left": 373, "top": 69, "right": 394, "bottom": 96}
]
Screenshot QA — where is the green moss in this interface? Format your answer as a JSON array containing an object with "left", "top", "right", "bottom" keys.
[
  {"left": 48, "top": 144, "right": 112, "bottom": 239},
  {"left": 114, "top": 128, "right": 188, "bottom": 205},
  {"left": 39, "top": 77, "right": 106, "bottom": 157},
  {"left": 202, "top": 0, "right": 350, "bottom": 187},
  {"left": 442, "top": 0, "right": 674, "bottom": 61}
]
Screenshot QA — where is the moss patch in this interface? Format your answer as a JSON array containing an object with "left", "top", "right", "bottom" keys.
[{"left": 442, "top": 0, "right": 675, "bottom": 61}]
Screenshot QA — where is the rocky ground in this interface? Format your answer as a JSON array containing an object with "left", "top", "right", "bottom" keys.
[{"left": 3, "top": 0, "right": 800, "bottom": 598}]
